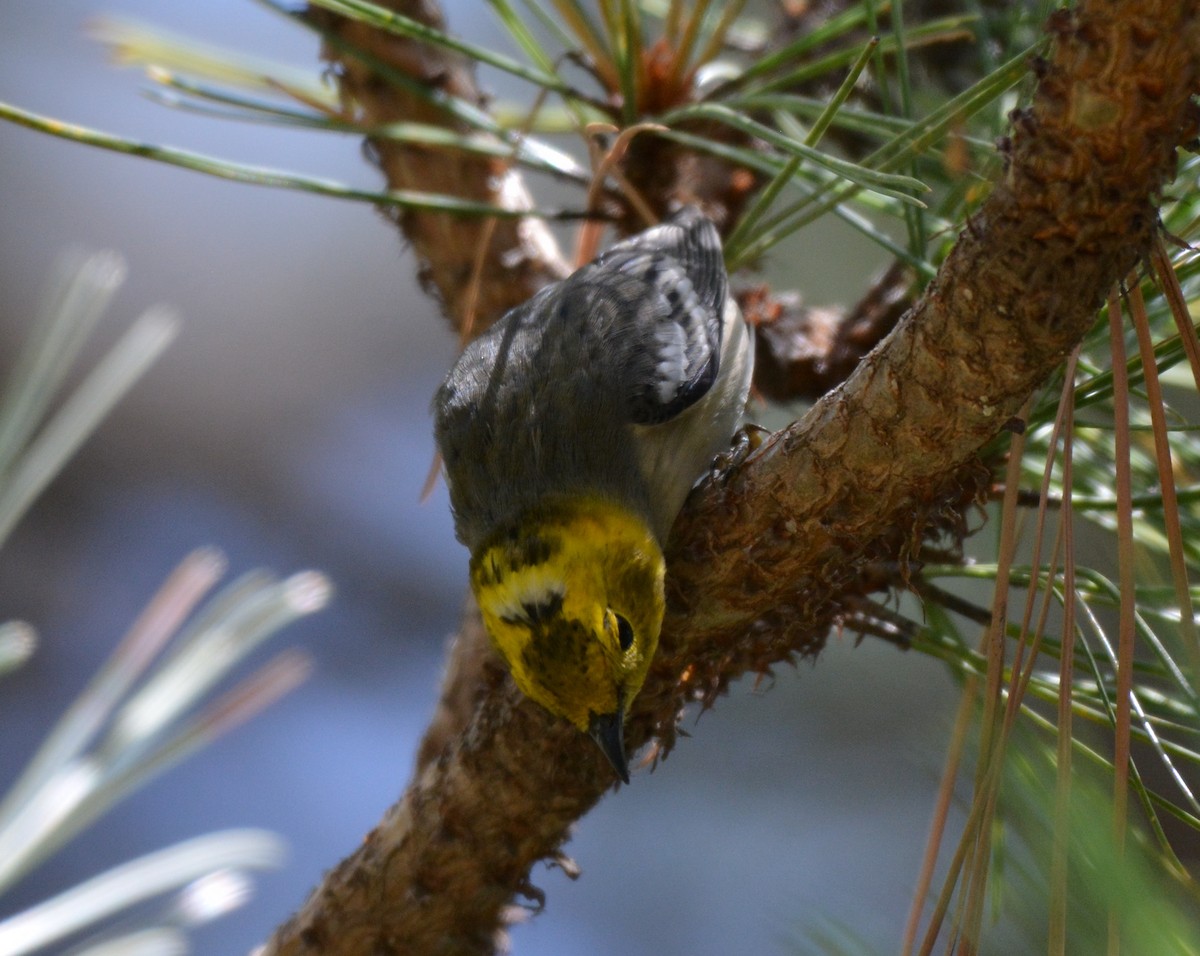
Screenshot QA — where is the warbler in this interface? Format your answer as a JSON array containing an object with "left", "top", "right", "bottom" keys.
[{"left": 433, "top": 207, "right": 752, "bottom": 782}]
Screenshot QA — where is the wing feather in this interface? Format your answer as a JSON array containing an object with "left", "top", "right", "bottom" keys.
[{"left": 578, "top": 208, "right": 729, "bottom": 425}]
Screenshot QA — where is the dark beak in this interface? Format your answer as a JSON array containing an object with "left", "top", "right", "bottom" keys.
[{"left": 588, "top": 710, "right": 630, "bottom": 784}]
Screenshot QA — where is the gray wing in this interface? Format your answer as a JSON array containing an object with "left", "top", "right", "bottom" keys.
[
  {"left": 432, "top": 207, "right": 733, "bottom": 547},
  {"left": 583, "top": 207, "right": 729, "bottom": 425}
]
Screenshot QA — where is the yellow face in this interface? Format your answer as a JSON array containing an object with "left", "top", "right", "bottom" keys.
[{"left": 470, "top": 498, "right": 665, "bottom": 743}]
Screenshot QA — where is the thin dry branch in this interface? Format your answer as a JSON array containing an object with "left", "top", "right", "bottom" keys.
[{"left": 264, "top": 2, "right": 1200, "bottom": 954}]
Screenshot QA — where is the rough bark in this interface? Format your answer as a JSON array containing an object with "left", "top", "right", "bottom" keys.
[
  {"left": 747, "top": 261, "right": 913, "bottom": 403},
  {"left": 263, "top": 2, "right": 1200, "bottom": 954},
  {"left": 306, "top": 0, "right": 570, "bottom": 333}
]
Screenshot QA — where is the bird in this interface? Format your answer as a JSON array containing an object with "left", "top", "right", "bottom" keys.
[{"left": 433, "top": 206, "right": 753, "bottom": 782}]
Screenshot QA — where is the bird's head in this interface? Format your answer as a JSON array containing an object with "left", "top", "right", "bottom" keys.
[{"left": 469, "top": 497, "right": 665, "bottom": 783}]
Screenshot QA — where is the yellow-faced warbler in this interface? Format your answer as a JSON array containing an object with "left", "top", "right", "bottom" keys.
[{"left": 433, "top": 207, "right": 753, "bottom": 782}]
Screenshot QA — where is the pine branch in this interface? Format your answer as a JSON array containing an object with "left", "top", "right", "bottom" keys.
[
  {"left": 262, "top": 2, "right": 1200, "bottom": 954},
  {"left": 305, "top": 0, "right": 571, "bottom": 332}
]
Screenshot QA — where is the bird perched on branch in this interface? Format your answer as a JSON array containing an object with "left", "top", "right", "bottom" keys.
[{"left": 434, "top": 207, "right": 753, "bottom": 782}]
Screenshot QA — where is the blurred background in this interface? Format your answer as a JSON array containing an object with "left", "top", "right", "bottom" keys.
[{"left": 0, "top": 3, "right": 963, "bottom": 953}]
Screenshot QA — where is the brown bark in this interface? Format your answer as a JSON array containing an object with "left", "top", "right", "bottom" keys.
[
  {"left": 306, "top": 0, "right": 570, "bottom": 333},
  {"left": 263, "top": 2, "right": 1200, "bottom": 954},
  {"left": 748, "top": 261, "right": 914, "bottom": 403}
]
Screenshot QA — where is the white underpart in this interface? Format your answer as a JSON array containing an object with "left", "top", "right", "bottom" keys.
[{"left": 634, "top": 296, "right": 753, "bottom": 540}]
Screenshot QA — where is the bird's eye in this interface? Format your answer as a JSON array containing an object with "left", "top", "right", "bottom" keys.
[{"left": 614, "top": 613, "right": 635, "bottom": 652}]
